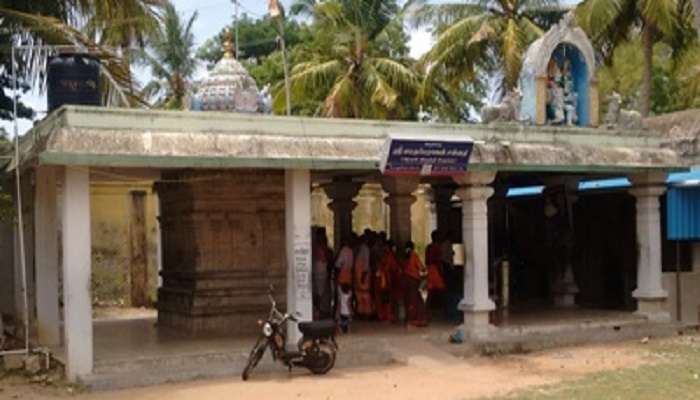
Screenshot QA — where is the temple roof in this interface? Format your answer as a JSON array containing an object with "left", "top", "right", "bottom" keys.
[
  {"left": 194, "top": 31, "right": 260, "bottom": 113},
  {"left": 8, "top": 105, "right": 687, "bottom": 174},
  {"left": 645, "top": 109, "right": 700, "bottom": 166}
]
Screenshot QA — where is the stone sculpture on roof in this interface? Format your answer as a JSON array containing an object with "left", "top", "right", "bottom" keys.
[
  {"left": 519, "top": 12, "right": 600, "bottom": 127},
  {"left": 192, "top": 30, "right": 263, "bottom": 113}
]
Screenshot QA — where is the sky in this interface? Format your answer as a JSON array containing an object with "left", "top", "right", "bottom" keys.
[{"left": 1, "top": 0, "right": 580, "bottom": 136}]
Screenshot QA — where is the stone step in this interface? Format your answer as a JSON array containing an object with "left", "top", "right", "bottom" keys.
[
  {"left": 474, "top": 320, "right": 682, "bottom": 355},
  {"left": 84, "top": 338, "right": 395, "bottom": 391}
]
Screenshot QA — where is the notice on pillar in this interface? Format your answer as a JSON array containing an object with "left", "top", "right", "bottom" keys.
[
  {"left": 379, "top": 134, "right": 474, "bottom": 177},
  {"left": 293, "top": 231, "right": 312, "bottom": 301}
]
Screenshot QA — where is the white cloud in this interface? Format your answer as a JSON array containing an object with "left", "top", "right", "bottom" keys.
[{"left": 409, "top": 28, "right": 433, "bottom": 59}]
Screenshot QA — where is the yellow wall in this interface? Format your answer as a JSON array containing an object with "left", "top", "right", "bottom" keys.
[{"left": 90, "top": 181, "right": 159, "bottom": 306}]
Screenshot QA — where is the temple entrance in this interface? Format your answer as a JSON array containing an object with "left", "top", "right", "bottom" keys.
[{"left": 494, "top": 190, "right": 638, "bottom": 312}]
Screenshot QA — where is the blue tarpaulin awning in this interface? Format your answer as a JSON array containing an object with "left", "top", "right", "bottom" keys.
[
  {"left": 667, "top": 186, "right": 700, "bottom": 241},
  {"left": 505, "top": 170, "right": 700, "bottom": 240}
]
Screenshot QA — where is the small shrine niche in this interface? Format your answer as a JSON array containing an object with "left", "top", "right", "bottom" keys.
[{"left": 520, "top": 13, "right": 599, "bottom": 127}]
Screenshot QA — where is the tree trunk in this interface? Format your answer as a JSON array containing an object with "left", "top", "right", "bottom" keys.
[
  {"left": 641, "top": 24, "right": 654, "bottom": 117},
  {"left": 694, "top": 0, "right": 700, "bottom": 32}
]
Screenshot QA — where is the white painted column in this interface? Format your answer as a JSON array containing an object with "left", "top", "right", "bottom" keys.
[
  {"left": 34, "top": 166, "right": 61, "bottom": 346},
  {"left": 285, "top": 169, "right": 313, "bottom": 346},
  {"left": 629, "top": 172, "right": 669, "bottom": 322},
  {"left": 61, "top": 167, "right": 93, "bottom": 381},
  {"left": 455, "top": 172, "right": 496, "bottom": 338},
  {"left": 423, "top": 187, "right": 437, "bottom": 243}
]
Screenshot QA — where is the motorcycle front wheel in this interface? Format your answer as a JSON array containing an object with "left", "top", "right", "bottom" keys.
[
  {"left": 307, "top": 339, "right": 336, "bottom": 375},
  {"left": 242, "top": 336, "right": 267, "bottom": 381}
]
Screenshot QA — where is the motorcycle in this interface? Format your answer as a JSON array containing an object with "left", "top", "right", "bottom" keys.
[{"left": 242, "top": 286, "right": 338, "bottom": 381}]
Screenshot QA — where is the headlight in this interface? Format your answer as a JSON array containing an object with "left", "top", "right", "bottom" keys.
[{"left": 263, "top": 322, "right": 273, "bottom": 337}]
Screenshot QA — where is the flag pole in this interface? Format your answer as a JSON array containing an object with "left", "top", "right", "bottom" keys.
[{"left": 269, "top": 0, "right": 292, "bottom": 116}]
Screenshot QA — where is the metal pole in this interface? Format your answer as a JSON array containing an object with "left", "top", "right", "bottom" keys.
[
  {"left": 277, "top": 18, "right": 292, "bottom": 116},
  {"left": 676, "top": 241, "right": 682, "bottom": 322},
  {"left": 233, "top": 0, "right": 240, "bottom": 58},
  {"left": 11, "top": 46, "right": 30, "bottom": 355}
]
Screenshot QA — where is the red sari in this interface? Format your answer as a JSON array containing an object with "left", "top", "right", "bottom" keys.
[
  {"left": 403, "top": 251, "right": 428, "bottom": 327},
  {"left": 354, "top": 244, "right": 373, "bottom": 317},
  {"left": 375, "top": 247, "right": 399, "bottom": 322}
]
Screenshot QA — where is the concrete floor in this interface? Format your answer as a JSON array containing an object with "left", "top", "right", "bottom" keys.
[
  {"left": 48, "top": 307, "right": 671, "bottom": 389},
  {"left": 74, "top": 307, "right": 642, "bottom": 363}
]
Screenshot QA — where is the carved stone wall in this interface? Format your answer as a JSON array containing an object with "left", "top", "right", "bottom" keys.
[{"left": 155, "top": 169, "right": 286, "bottom": 335}]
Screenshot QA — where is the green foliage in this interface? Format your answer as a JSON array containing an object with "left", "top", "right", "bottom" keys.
[
  {"left": 270, "top": 0, "right": 419, "bottom": 119},
  {"left": 597, "top": 36, "right": 700, "bottom": 114},
  {"left": 196, "top": 15, "right": 311, "bottom": 68},
  {"left": 577, "top": 0, "right": 698, "bottom": 115},
  {"left": 0, "top": 0, "right": 164, "bottom": 109},
  {"left": 138, "top": 2, "right": 198, "bottom": 110},
  {"left": 414, "top": 0, "right": 563, "bottom": 95}
]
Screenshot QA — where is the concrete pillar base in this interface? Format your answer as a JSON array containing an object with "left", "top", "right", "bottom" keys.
[
  {"left": 460, "top": 311, "right": 495, "bottom": 340},
  {"left": 553, "top": 279, "right": 579, "bottom": 308},
  {"left": 553, "top": 292, "right": 578, "bottom": 308},
  {"left": 635, "top": 298, "right": 672, "bottom": 323}
]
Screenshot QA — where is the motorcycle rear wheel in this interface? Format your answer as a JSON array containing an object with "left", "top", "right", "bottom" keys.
[
  {"left": 307, "top": 339, "right": 336, "bottom": 375},
  {"left": 242, "top": 336, "right": 267, "bottom": 381}
]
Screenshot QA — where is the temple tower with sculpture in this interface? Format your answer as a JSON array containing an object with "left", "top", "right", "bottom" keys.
[{"left": 519, "top": 13, "right": 600, "bottom": 127}]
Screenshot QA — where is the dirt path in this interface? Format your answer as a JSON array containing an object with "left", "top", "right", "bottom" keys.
[{"left": 1, "top": 338, "right": 656, "bottom": 400}]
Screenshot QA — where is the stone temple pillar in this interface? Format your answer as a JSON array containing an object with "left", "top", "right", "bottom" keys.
[
  {"left": 628, "top": 172, "right": 670, "bottom": 322},
  {"left": 323, "top": 178, "right": 362, "bottom": 251},
  {"left": 545, "top": 179, "right": 580, "bottom": 307},
  {"left": 353, "top": 183, "right": 388, "bottom": 234},
  {"left": 422, "top": 186, "right": 437, "bottom": 243},
  {"left": 382, "top": 177, "right": 419, "bottom": 258},
  {"left": 454, "top": 172, "right": 496, "bottom": 338},
  {"left": 155, "top": 170, "right": 287, "bottom": 335}
]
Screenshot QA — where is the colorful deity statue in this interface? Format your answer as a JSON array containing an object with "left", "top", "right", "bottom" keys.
[
  {"left": 519, "top": 11, "right": 599, "bottom": 127},
  {"left": 562, "top": 60, "right": 578, "bottom": 126}
]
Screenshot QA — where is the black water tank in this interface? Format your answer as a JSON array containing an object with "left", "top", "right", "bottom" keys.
[{"left": 47, "top": 53, "right": 101, "bottom": 113}]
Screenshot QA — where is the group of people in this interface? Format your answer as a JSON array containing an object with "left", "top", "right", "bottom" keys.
[{"left": 311, "top": 228, "right": 457, "bottom": 333}]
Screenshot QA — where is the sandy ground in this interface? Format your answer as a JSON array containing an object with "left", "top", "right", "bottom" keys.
[{"left": 1, "top": 337, "right": 654, "bottom": 400}]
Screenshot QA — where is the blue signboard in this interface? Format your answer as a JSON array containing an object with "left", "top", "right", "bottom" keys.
[{"left": 379, "top": 135, "right": 474, "bottom": 176}]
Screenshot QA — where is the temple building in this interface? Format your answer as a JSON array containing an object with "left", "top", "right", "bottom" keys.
[{"left": 1, "top": 14, "right": 699, "bottom": 389}]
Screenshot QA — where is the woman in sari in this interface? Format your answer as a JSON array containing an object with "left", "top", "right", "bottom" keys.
[
  {"left": 403, "top": 241, "right": 429, "bottom": 327},
  {"left": 375, "top": 241, "right": 399, "bottom": 322},
  {"left": 354, "top": 235, "right": 373, "bottom": 317}
]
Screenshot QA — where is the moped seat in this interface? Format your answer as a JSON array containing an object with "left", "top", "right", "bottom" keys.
[{"left": 298, "top": 320, "right": 336, "bottom": 338}]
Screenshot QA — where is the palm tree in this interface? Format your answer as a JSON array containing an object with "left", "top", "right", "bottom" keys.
[
  {"left": 139, "top": 2, "right": 198, "bottom": 110},
  {"left": 0, "top": 0, "right": 164, "bottom": 107},
  {"left": 277, "top": 0, "right": 419, "bottom": 119},
  {"left": 576, "top": 0, "right": 685, "bottom": 116},
  {"left": 412, "top": 0, "right": 563, "bottom": 96}
]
